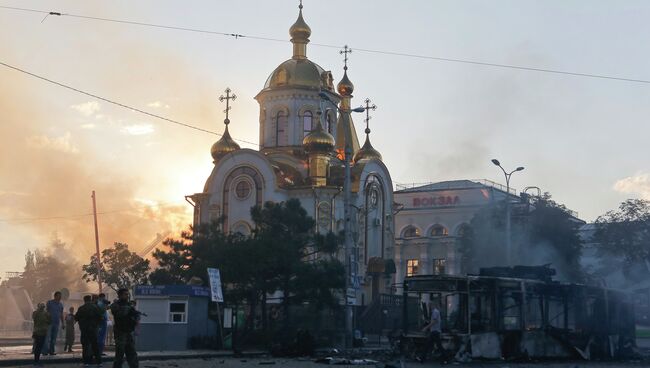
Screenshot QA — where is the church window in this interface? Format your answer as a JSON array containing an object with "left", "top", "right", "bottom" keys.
[
  {"left": 317, "top": 202, "right": 331, "bottom": 232},
  {"left": 326, "top": 112, "right": 335, "bottom": 134},
  {"left": 433, "top": 258, "right": 446, "bottom": 275},
  {"left": 407, "top": 259, "right": 419, "bottom": 277},
  {"left": 369, "top": 189, "right": 379, "bottom": 207},
  {"left": 234, "top": 180, "right": 252, "bottom": 200},
  {"left": 232, "top": 222, "right": 251, "bottom": 236},
  {"left": 275, "top": 111, "right": 289, "bottom": 146},
  {"left": 430, "top": 224, "right": 448, "bottom": 237},
  {"left": 402, "top": 225, "right": 421, "bottom": 238},
  {"left": 303, "top": 111, "right": 313, "bottom": 138}
]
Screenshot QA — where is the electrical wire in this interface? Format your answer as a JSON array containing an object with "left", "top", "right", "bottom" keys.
[
  {"left": 1, "top": 5, "right": 649, "bottom": 85},
  {"left": 0, "top": 201, "right": 187, "bottom": 223},
  {"left": 0, "top": 61, "right": 261, "bottom": 148}
]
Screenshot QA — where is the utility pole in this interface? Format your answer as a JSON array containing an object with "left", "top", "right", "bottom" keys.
[
  {"left": 343, "top": 140, "right": 354, "bottom": 348},
  {"left": 319, "top": 44, "right": 367, "bottom": 348},
  {"left": 91, "top": 190, "right": 102, "bottom": 293}
]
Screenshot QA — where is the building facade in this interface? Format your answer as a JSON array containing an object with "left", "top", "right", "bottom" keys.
[
  {"left": 187, "top": 4, "right": 394, "bottom": 304},
  {"left": 393, "top": 180, "right": 517, "bottom": 284}
]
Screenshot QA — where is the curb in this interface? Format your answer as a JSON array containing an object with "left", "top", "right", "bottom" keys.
[{"left": 0, "top": 351, "right": 267, "bottom": 367}]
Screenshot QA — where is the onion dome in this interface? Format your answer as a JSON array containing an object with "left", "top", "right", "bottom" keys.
[
  {"left": 289, "top": 4, "right": 311, "bottom": 44},
  {"left": 353, "top": 127, "right": 382, "bottom": 163},
  {"left": 264, "top": 59, "right": 326, "bottom": 89},
  {"left": 303, "top": 117, "right": 335, "bottom": 154},
  {"left": 211, "top": 121, "right": 240, "bottom": 163},
  {"left": 337, "top": 71, "right": 354, "bottom": 96}
]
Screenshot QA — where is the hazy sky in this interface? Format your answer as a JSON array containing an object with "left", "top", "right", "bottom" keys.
[{"left": 1, "top": 0, "right": 649, "bottom": 277}]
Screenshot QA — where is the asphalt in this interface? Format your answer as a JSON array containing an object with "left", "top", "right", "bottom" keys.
[{"left": 0, "top": 344, "right": 263, "bottom": 367}]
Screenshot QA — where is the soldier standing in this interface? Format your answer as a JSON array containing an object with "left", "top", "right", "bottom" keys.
[
  {"left": 32, "top": 302, "right": 51, "bottom": 365},
  {"left": 110, "top": 288, "right": 139, "bottom": 368},
  {"left": 75, "top": 294, "right": 103, "bottom": 367}
]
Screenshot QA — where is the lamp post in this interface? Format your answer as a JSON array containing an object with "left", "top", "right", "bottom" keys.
[
  {"left": 319, "top": 92, "right": 364, "bottom": 347},
  {"left": 491, "top": 159, "right": 524, "bottom": 266}
]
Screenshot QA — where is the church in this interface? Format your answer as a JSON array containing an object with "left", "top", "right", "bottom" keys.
[{"left": 187, "top": 3, "right": 395, "bottom": 304}]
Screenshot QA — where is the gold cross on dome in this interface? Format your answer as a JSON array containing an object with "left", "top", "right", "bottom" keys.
[
  {"left": 219, "top": 88, "right": 236, "bottom": 124},
  {"left": 363, "top": 98, "right": 377, "bottom": 133},
  {"left": 340, "top": 45, "right": 352, "bottom": 70}
]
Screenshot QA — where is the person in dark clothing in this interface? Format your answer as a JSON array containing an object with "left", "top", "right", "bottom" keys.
[
  {"left": 32, "top": 302, "right": 51, "bottom": 366},
  {"left": 110, "top": 288, "right": 139, "bottom": 368},
  {"left": 64, "top": 306, "right": 76, "bottom": 352},
  {"left": 75, "top": 294, "right": 104, "bottom": 366}
]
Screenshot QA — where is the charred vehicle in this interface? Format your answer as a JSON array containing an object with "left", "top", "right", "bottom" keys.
[{"left": 400, "top": 266, "right": 636, "bottom": 360}]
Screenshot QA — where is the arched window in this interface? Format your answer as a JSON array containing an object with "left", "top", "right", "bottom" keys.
[
  {"left": 275, "top": 111, "right": 288, "bottom": 146},
  {"left": 430, "top": 224, "right": 448, "bottom": 237},
  {"left": 326, "top": 112, "right": 334, "bottom": 134},
  {"left": 232, "top": 222, "right": 251, "bottom": 236},
  {"left": 457, "top": 223, "right": 471, "bottom": 237},
  {"left": 402, "top": 225, "right": 421, "bottom": 238},
  {"left": 303, "top": 111, "right": 313, "bottom": 138}
]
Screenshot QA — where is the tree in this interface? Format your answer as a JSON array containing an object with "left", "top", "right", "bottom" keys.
[
  {"left": 20, "top": 236, "right": 84, "bottom": 303},
  {"left": 82, "top": 242, "right": 150, "bottom": 292},
  {"left": 594, "top": 199, "right": 650, "bottom": 282},
  {"left": 150, "top": 199, "right": 345, "bottom": 336},
  {"left": 460, "top": 193, "right": 584, "bottom": 282},
  {"left": 21, "top": 250, "right": 70, "bottom": 303},
  {"left": 249, "top": 199, "right": 344, "bottom": 326}
]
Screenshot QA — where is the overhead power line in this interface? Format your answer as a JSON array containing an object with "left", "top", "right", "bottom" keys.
[
  {"left": 0, "top": 201, "right": 187, "bottom": 223},
  {"left": 0, "top": 61, "right": 260, "bottom": 147},
  {"left": 1, "top": 5, "right": 649, "bottom": 85}
]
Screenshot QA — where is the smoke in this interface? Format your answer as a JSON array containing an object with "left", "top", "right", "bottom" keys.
[
  {"left": 462, "top": 202, "right": 583, "bottom": 282},
  {"left": 0, "top": 12, "right": 222, "bottom": 280}
]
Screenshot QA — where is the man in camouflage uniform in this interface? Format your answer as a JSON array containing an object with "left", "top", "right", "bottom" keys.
[{"left": 110, "top": 288, "right": 139, "bottom": 368}]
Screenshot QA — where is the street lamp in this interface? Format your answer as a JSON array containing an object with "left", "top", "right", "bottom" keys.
[
  {"left": 491, "top": 159, "right": 525, "bottom": 266},
  {"left": 319, "top": 91, "right": 365, "bottom": 348}
]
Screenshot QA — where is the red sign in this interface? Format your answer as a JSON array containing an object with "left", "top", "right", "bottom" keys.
[{"left": 413, "top": 196, "right": 461, "bottom": 207}]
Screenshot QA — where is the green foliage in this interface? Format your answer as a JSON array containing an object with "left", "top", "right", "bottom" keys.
[
  {"left": 150, "top": 199, "right": 345, "bottom": 334},
  {"left": 594, "top": 199, "right": 650, "bottom": 282},
  {"left": 460, "top": 193, "right": 584, "bottom": 281},
  {"left": 82, "top": 242, "right": 150, "bottom": 292},
  {"left": 21, "top": 249, "right": 72, "bottom": 303},
  {"left": 20, "top": 236, "right": 82, "bottom": 304},
  {"left": 250, "top": 199, "right": 344, "bottom": 310}
]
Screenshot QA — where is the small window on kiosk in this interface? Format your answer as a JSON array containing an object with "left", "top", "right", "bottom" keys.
[{"left": 169, "top": 301, "right": 187, "bottom": 324}]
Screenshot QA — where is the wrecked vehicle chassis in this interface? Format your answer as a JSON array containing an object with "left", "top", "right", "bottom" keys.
[{"left": 400, "top": 274, "right": 636, "bottom": 360}]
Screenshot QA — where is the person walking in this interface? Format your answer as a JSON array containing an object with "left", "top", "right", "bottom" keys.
[
  {"left": 110, "top": 289, "right": 139, "bottom": 368},
  {"left": 64, "top": 306, "right": 76, "bottom": 352},
  {"left": 76, "top": 294, "right": 103, "bottom": 367},
  {"left": 43, "top": 291, "right": 64, "bottom": 355},
  {"left": 420, "top": 301, "right": 445, "bottom": 363},
  {"left": 32, "top": 303, "right": 51, "bottom": 366},
  {"left": 97, "top": 293, "right": 110, "bottom": 356}
]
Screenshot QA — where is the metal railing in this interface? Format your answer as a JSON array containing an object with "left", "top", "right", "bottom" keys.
[{"left": 395, "top": 179, "right": 518, "bottom": 195}]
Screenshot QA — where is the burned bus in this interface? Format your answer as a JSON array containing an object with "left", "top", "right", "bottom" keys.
[{"left": 400, "top": 266, "right": 636, "bottom": 360}]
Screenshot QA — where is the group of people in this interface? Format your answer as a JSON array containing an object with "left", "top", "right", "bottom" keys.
[{"left": 32, "top": 288, "right": 141, "bottom": 367}]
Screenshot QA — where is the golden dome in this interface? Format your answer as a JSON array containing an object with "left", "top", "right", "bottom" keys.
[
  {"left": 337, "top": 71, "right": 354, "bottom": 96},
  {"left": 210, "top": 124, "right": 240, "bottom": 162},
  {"left": 303, "top": 121, "right": 335, "bottom": 153},
  {"left": 289, "top": 7, "right": 311, "bottom": 43},
  {"left": 264, "top": 58, "right": 326, "bottom": 90},
  {"left": 353, "top": 134, "right": 382, "bottom": 163}
]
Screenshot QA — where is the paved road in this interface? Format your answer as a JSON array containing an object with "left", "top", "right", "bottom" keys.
[{"left": 4, "top": 357, "right": 649, "bottom": 368}]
